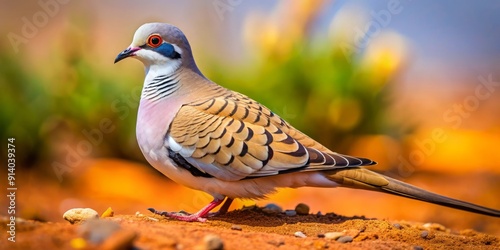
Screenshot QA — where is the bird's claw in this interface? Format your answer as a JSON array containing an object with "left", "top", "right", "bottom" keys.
[{"left": 148, "top": 208, "right": 207, "bottom": 222}]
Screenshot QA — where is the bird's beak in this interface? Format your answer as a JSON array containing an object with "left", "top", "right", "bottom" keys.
[{"left": 114, "top": 47, "right": 141, "bottom": 63}]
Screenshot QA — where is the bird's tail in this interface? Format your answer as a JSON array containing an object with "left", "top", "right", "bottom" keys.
[{"left": 324, "top": 168, "right": 500, "bottom": 217}]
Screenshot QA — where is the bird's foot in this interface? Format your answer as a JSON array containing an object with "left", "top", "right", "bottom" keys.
[
  {"left": 147, "top": 197, "right": 227, "bottom": 222},
  {"left": 148, "top": 208, "right": 207, "bottom": 222}
]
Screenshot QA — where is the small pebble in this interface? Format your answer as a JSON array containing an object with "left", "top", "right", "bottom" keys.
[
  {"left": 317, "top": 233, "right": 325, "bottom": 238},
  {"left": 241, "top": 205, "right": 257, "bottom": 211},
  {"left": 231, "top": 224, "right": 242, "bottom": 231},
  {"left": 284, "top": 210, "right": 297, "bottom": 216},
  {"left": 393, "top": 223, "right": 402, "bottom": 230},
  {"left": 413, "top": 246, "right": 424, "bottom": 250},
  {"left": 324, "top": 232, "right": 344, "bottom": 240},
  {"left": 423, "top": 222, "right": 446, "bottom": 231},
  {"left": 203, "top": 234, "right": 224, "bottom": 250},
  {"left": 262, "top": 203, "right": 283, "bottom": 214},
  {"left": 101, "top": 207, "right": 114, "bottom": 218},
  {"left": 294, "top": 231, "right": 307, "bottom": 238},
  {"left": 295, "top": 203, "right": 310, "bottom": 215},
  {"left": 63, "top": 208, "right": 99, "bottom": 224},
  {"left": 337, "top": 236, "right": 353, "bottom": 243},
  {"left": 420, "top": 230, "right": 429, "bottom": 239}
]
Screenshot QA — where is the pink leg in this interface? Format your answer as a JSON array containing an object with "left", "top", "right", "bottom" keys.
[{"left": 149, "top": 198, "right": 224, "bottom": 222}]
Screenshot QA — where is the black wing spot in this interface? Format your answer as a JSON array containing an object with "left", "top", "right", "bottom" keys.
[
  {"left": 261, "top": 147, "right": 273, "bottom": 167},
  {"left": 254, "top": 113, "right": 261, "bottom": 123},
  {"left": 306, "top": 148, "right": 325, "bottom": 164},
  {"left": 359, "top": 157, "right": 376, "bottom": 165},
  {"left": 242, "top": 108, "right": 249, "bottom": 119},
  {"left": 168, "top": 148, "right": 213, "bottom": 178},
  {"left": 264, "top": 130, "right": 273, "bottom": 145},
  {"left": 332, "top": 155, "right": 349, "bottom": 166},
  {"left": 214, "top": 99, "right": 229, "bottom": 115},
  {"left": 226, "top": 137, "right": 235, "bottom": 147},
  {"left": 285, "top": 143, "right": 307, "bottom": 157},
  {"left": 245, "top": 127, "right": 254, "bottom": 141},
  {"left": 229, "top": 103, "right": 238, "bottom": 116},
  {"left": 281, "top": 134, "right": 295, "bottom": 144},
  {"left": 235, "top": 120, "right": 245, "bottom": 133},
  {"left": 239, "top": 142, "right": 248, "bottom": 157},
  {"left": 203, "top": 99, "right": 216, "bottom": 110},
  {"left": 214, "top": 128, "right": 227, "bottom": 139},
  {"left": 264, "top": 118, "right": 271, "bottom": 127},
  {"left": 324, "top": 153, "right": 335, "bottom": 165},
  {"left": 223, "top": 155, "right": 235, "bottom": 166}
]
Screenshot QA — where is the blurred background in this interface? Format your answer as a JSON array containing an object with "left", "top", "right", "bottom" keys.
[{"left": 1, "top": 0, "right": 500, "bottom": 235}]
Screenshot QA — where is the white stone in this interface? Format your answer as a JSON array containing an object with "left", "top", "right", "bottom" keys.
[
  {"left": 324, "top": 232, "right": 345, "bottom": 240},
  {"left": 63, "top": 208, "right": 99, "bottom": 224}
]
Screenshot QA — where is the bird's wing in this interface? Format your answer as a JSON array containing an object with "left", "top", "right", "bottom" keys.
[{"left": 167, "top": 91, "right": 374, "bottom": 181}]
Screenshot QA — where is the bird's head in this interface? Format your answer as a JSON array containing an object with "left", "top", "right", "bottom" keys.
[{"left": 114, "top": 23, "right": 196, "bottom": 72}]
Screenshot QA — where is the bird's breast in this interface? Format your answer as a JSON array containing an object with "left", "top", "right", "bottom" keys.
[{"left": 136, "top": 97, "right": 184, "bottom": 161}]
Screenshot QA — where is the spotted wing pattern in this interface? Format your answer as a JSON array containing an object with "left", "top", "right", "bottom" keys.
[{"left": 167, "top": 89, "right": 374, "bottom": 181}]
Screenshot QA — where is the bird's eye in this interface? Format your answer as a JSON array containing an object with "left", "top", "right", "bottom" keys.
[{"left": 147, "top": 34, "right": 163, "bottom": 48}]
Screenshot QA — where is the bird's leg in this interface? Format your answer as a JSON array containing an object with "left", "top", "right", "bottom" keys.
[
  {"left": 217, "top": 197, "right": 234, "bottom": 214},
  {"left": 207, "top": 197, "right": 234, "bottom": 217},
  {"left": 148, "top": 198, "right": 224, "bottom": 222}
]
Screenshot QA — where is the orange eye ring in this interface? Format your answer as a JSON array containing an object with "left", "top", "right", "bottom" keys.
[{"left": 147, "top": 34, "right": 163, "bottom": 48}]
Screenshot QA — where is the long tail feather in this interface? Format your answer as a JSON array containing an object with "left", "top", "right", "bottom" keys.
[{"left": 325, "top": 168, "right": 500, "bottom": 217}]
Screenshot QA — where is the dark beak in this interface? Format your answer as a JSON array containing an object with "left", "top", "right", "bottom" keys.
[{"left": 114, "top": 47, "right": 140, "bottom": 63}]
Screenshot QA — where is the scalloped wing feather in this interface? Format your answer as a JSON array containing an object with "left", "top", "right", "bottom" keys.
[{"left": 167, "top": 90, "right": 374, "bottom": 181}]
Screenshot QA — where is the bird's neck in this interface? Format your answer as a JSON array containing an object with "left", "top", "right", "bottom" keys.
[
  {"left": 142, "top": 62, "right": 182, "bottom": 102},
  {"left": 142, "top": 61, "right": 220, "bottom": 104}
]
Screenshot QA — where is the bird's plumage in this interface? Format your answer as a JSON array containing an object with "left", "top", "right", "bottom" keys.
[
  {"left": 168, "top": 89, "right": 374, "bottom": 181},
  {"left": 115, "top": 22, "right": 500, "bottom": 221}
]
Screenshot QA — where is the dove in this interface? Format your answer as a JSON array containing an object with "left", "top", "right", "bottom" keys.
[{"left": 114, "top": 23, "right": 500, "bottom": 222}]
